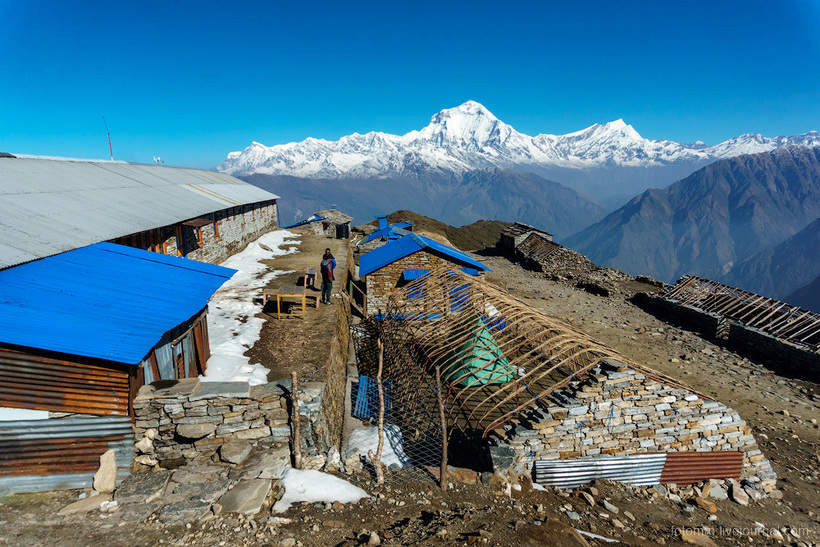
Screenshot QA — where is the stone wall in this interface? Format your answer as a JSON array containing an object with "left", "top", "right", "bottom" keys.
[
  {"left": 132, "top": 378, "right": 329, "bottom": 471},
  {"left": 635, "top": 293, "right": 818, "bottom": 375},
  {"left": 113, "top": 201, "right": 278, "bottom": 266},
  {"left": 726, "top": 322, "right": 819, "bottom": 375},
  {"left": 495, "top": 361, "right": 777, "bottom": 495},
  {"left": 633, "top": 293, "right": 722, "bottom": 337},
  {"left": 171, "top": 202, "right": 279, "bottom": 264},
  {"left": 364, "top": 251, "right": 484, "bottom": 314}
]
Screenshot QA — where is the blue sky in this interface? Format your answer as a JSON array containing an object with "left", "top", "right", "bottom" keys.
[{"left": 1, "top": 0, "right": 819, "bottom": 168}]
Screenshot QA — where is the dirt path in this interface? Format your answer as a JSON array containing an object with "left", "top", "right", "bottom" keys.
[{"left": 245, "top": 229, "right": 349, "bottom": 384}]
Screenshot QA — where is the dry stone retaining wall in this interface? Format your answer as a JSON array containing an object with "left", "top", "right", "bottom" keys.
[
  {"left": 132, "top": 379, "right": 329, "bottom": 470},
  {"left": 495, "top": 362, "right": 777, "bottom": 495}
]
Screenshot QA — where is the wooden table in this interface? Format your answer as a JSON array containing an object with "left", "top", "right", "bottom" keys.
[{"left": 264, "top": 285, "right": 319, "bottom": 319}]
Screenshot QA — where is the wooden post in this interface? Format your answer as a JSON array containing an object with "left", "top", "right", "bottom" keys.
[
  {"left": 291, "top": 371, "right": 302, "bottom": 469},
  {"left": 369, "top": 338, "right": 385, "bottom": 485},
  {"left": 435, "top": 365, "right": 448, "bottom": 490}
]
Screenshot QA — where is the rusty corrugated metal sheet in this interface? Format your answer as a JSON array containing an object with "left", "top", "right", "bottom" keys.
[
  {"left": 659, "top": 451, "right": 743, "bottom": 485},
  {"left": 0, "top": 349, "right": 130, "bottom": 415},
  {"left": 0, "top": 415, "right": 133, "bottom": 494}
]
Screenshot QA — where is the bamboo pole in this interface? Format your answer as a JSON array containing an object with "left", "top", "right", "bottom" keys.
[
  {"left": 435, "top": 365, "right": 448, "bottom": 490},
  {"left": 291, "top": 371, "right": 302, "bottom": 469},
  {"left": 369, "top": 338, "right": 385, "bottom": 485}
]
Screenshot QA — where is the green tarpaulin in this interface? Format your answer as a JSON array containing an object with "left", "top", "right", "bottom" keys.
[{"left": 441, "top": 317, "right": 515, "bottom": 387}]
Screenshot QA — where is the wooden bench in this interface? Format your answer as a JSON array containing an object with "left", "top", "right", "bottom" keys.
[{"left": 264, "top": 284, "right": 319, "bottom": 319}]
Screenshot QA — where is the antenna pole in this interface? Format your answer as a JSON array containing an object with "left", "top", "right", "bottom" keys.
[{"left": 102, "top": 116, "right": 114, "bottom": 161}]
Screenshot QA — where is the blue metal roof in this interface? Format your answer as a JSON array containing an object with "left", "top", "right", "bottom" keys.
[
  {"left": 283, "top": 214, "right": 326, "bottom": 229},
  {"left": 0, "top": 242, "right": 235, "bottom": 365},
  {"left": 359, "top": 233, "right": 491, "bottom": 277},
  {"left": 401, "top": 269, "right": 430, "bottom": 281},
  {"left": 361, "top": 225, "right": 412, "bottom": 245}
]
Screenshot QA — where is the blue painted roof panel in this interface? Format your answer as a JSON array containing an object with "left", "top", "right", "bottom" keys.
[
  {"left": 0, "top": 243, "right": 235, "bottom": 364},
  {"left": 359, "top": 233, "right": 490, "bottom": 277}
]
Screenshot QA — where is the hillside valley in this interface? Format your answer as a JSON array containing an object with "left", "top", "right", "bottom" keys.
[
  {"left": 564, "top": 147, "right": 820, "bottom": 296},
  {"left": 723, "top": 217, "right": 820, "bottom": 304},
  {"left": 246, "top": 167, "right": 606, "bottom": 239}
]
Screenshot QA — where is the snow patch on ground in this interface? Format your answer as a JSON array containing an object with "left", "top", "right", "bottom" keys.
[
  {"left": 202, "top": 230, "right": 300, "bottom": 385},
  {"left": 272, "top": 468, "right": 369, "bottom": 513},
  {"left": 347, "top": 424, "right": 412, "bottom": 467}
]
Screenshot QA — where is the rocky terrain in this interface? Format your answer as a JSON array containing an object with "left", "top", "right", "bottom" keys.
[{"left": 1, "top": 249, "right": 818, "bottom": 547}]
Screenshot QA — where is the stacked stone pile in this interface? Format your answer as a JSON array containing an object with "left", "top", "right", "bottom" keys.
[
  {"left": 498, "top": 361, "right": 778, "bottom": 497},
  {"left": 133, "top": 379, "right": 328, "bottom": 471}
]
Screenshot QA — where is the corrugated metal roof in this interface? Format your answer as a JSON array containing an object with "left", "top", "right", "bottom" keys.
[
  {"left": 534, "top": 454, "right": 667, "bottom": 489},
  {"left": 359, "top": 233, "right": 491, "bottom": 277},
  {"left": 401, "top": 269, "right": 430, "bottom": 281},
  {"left": 0, "top": 157, "right": 279, "bottom": 269},
  {"left": 361, "top": 225, "right": 411, "bottom": 245},
  {"left": 500, "top": 221, "right": 553, "bottom": 238},
  {"left": 0, "top": 242, "right": 235, "bottom": 364}
]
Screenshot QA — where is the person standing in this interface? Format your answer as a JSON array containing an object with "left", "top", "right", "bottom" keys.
[
  {"left": 322, "top": 248, "right": 336, "bottom": 272},
  {"left": 320, "top": 251, "right": 335, "bottom": 305}
]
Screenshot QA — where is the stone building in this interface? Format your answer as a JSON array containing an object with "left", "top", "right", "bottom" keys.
[
  {"left": 358, "top": 233, "right": 491, "bottom": 315},
  {"left": 0, "top": 153, "right": 279, "bottom": 493},
  {"left": 498, "top": 222, "right": 553, "bottom": 254},
  {"left": 376, "top": 268, "right": 778, "bottom": 495},
  {"left": 0, "top": 154, "right": 280, "bottom": 268},
  {"left": 285, "top": 207, "right": 352, "bottom": 238}
]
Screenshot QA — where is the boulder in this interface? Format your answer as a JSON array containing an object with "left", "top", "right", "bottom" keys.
[
  {"left": 230, "top": 447, "right": 290, "bottom": 481},
  {"left": 172, "top": 464, "right": 225, "bottom": 484},
  {"left": 176, "top": 423, "right": 217, "bottom": 440},
  {"left": 220, "top": 442, "right": 253, "bottom": 465},
  {"left": 174, "top": 478, "right": 232, "bottom": 503},
  {"left": 694, "top": 497, "right": 718, "bottom": 514},
  {"left": 679, "top": 529, "right": 718, "bottom": 547},
  {"left": 93, "top": 449, "right": 118, "bottom": 493},
  {"left": 157, "top": 499, "right": 212, "bottom": 525},
  {"left": 217, "top": 479, "right": 272, "bottom": 516},
  {"left": 729, "top": 481, "right": 749, "bottom": 506},
  {"left": 58, "top": 493, "right": 112, "bottom": 516}
]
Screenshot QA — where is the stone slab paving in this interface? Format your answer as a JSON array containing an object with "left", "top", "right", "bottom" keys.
[
  {"left": 190, "top": 381, "right": 250, "bottom": 401},
  {"left": 114, "top": 469, "right": 171, "bottom": 504},
  {"left": 158, "top": 499, "right": 212, "bottom": 525},
  {"left": 217, "top": 479, "right": 272, "bottom": 516}
]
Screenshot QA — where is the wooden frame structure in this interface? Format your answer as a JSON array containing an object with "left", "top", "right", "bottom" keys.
[
  {"left": 378, "top": 266, "right": 695, "bottom": 436},
  {"left": 662, "top": 276, "right": 820, "bottom": 352}
]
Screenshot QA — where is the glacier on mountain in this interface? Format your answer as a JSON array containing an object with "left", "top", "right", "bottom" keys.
[{"left": 217, "top": 100, "right": 820, "bottom": 180}]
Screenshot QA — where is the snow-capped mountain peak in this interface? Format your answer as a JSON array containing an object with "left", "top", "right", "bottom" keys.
[
  {"left": 407, "top": 101, "right": 518, "bottom": 150},
  {"left": 217, "top": 101, "right": 818, "bottom": 185}
]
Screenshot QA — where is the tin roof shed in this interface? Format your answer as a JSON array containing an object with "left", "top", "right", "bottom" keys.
[
  {"left": 359, "top": 233, "right": 490, "bottom": 277},
  {"left": 0, "top": 242, "right": 235, "bottom": 364},
  {"left": 0, "top": 156, "right": 279, "bottom": 269}
]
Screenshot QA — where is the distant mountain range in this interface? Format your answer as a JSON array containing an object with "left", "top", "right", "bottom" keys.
[
  {"left": 786, "top": 275, "right": 820, "bottom": 313},
  {"left": 563, "top": 148, "right": 820, "bottom": 300},
  {"left": 242, "top": 167, "right": 606, "bottom": 239},
  {"left": 218, "top": 102, "right": 820, "bottom": 310},
  {"left": 219, "top": 100, "right": 820, "bottom": 207},
  {"left": 723, "top": 216, "right": 820, "bottom": 302}
]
